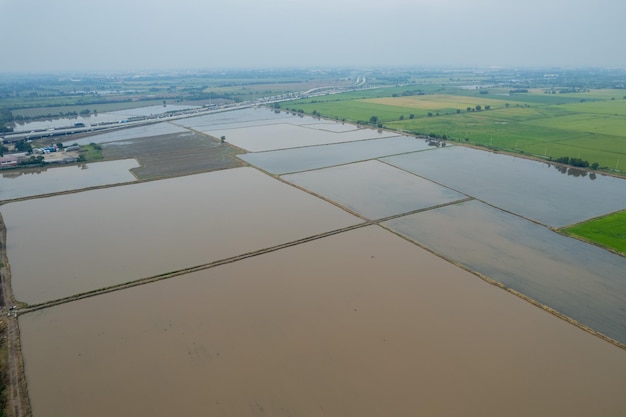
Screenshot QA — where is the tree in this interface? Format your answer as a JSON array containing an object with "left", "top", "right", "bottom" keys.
[
  {"left": 484, "top": 105, "right": 491, "bottom": 110},
  {"left": 475, "top": 105, "right": 482, "bottom": 111},
  {"left": 369, "top": 115, "right": 378, "bottom": 125},
  {"left": 466, "top": 107, "right": 472, "bottom": 112},
  {"left": 409, "top": 114, "right": 415, "bottom": 119},
  {"left": 427, "top": 112, "right": 433, "bottom": 117},
  {"left": 15, "top": 141, "right": 32, "bottom": 153},
  {"left": 220, "top": 136, "right": 226, "bottom": 143},
  {"left": 399, "top": 115, "right": 404, "bottom": 120}
]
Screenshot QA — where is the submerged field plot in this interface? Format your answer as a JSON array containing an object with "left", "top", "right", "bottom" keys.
[
  {"left": 2, "top": 167, "right": 360, "bottom": 305},
  {"left": 383, "top": 200, "right": 626, "bottom": 345},
  {"left": 19, "top": 226, "right": 626, "bottom": 417},
  {"left": 238, "top": 136, "right": 436, "bottom": 175},
  {"left": 282, "top": 160, "right": 467, "bottom": 220},
  {"left": 3, "top": 107, "right": 626, "bottom": 417},
  {"left": 382, "top": 146, "right": 626, "bottom": 227},
  {"left": 0, "top": 159, "right": 139, "bottom": 201}
]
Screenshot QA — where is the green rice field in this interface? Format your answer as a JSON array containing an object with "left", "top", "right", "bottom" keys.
[
  {"left": 282, "top": 88, "right": 626, "bottom": 172},
  {"left": 562, "top": 210, "right": 626, "bottom": 255}
]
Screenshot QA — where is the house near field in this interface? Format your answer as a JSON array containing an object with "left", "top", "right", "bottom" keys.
[{"left": 0, "top": 156, "right": 19, "bottom": 167}]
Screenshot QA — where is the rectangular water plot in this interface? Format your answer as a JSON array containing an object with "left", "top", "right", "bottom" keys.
[
  {"left": 64, "top": 122, "right": 189, "bottom": 146},
  {"left": 382, "top": 199, "right": 626, "bottom": 346},
  {"left": 2, "top": 167, "right": 361, "bottom": 304},
  {"left": 240, "top": 136, "right": 435, "bottom": 175},
  {"left": 210, "top": 123, "right": 399, "bottom": 152},
  {"left": 176, "top": 107, "right": 293, "bottom": 130},
  {"left": 0, "top": 159, "right": 139, "bottom": 201},
  {"left": 283, "top": 160, "right": 467, "bottom": 220},
  {"left": 20, "top": 226, "right": 626, "bottom": 417},
  {"left": 383, "top": 146, "right": 626, "bottom": 227}
]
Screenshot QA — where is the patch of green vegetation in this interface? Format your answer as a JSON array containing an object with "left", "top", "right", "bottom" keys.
[
  {"left": 78, "top": 143, "right": 103, "bottom": 162},
  {"left": 285, "top": 89, "right": 626, "bottom": 174},
  {"left": 562, "top": 210, "right": 626, "bottom": 255}
]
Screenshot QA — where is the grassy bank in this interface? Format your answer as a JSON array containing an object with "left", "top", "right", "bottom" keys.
[{"left": 562, "top": 210, "right": 626, "bottom": 255}]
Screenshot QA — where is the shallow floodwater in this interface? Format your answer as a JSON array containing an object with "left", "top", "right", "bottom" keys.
[
  {"left": 2, "top": 167, "right": 360, "bottom": 304},
  {"left": 0, "top": 159, "right": 139, "bottom": 201},
  {"left": 12, "top": 105, "right": 199, "bottom": 132},
  {"left": 63, "top": 122, "right": 189, "bottom": 146},
  {"left": 209, "top": 123, "right": 399, "bottom": 152},
  {"left": 175, "top": 107, "right": 294, "bottom": 130},
  {"left": 383, "top": 200, "right": 626, "bottom": 345},
  {"left": 283, "top": 160, "right": 467, "bottom": 219},
  {"left": 383, "top": 146, "right": 626, "bottom": 227},
  {"left": 20, "top": 226, "right": 626, "bottom": 417},
  {"left": 240, "top": 136, "right": 435, "bottom": 174}
]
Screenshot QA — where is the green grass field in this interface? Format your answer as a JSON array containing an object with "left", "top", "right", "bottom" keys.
[
  {"left": 562, "top": 210, "right": 626, "bottom": 255},
  {"left": 282, "top": 87, "right": 626, "bottom": 173}
]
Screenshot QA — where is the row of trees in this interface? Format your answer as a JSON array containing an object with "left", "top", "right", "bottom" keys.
[{"left": 553, "top": 156, "right": 600, "bottom": 170}]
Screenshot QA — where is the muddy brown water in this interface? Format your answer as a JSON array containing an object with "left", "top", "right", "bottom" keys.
[
  {"left": 19, "top": 226, "right": 626, "bottom": 417},
  {"left": 0, "top": 159, "right": 139, "bottom": 201},
  {"left": 382, "top": 200, "right": 626, "bottom": 345},
  {"left": 2, "top": 167, "right": 360, "bottom": 304}
]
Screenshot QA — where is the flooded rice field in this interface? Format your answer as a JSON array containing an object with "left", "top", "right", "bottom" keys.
[
  {"left": 0, "top": 159, "right": 139, "bottom": 201},
  {"left": 383, "top": 146, "right": 626, "bottom": 227},
  {"left": 2, "top": 167, "right": 360, "bottom": 304},
  {"left": 3, "top": 108, "right": 626, "bottom": 417},
  {"left": 383, "top": 200, "right": 626, "bottom": 345},
  {"left": 175, "top": 107, "right": 294, "bottom": 130},
  {"left": 19, "top": 226, "right": 626, "bottom": 417},
  {"left": 12, "top": 105, "right": 199, "bottom": 132},
  {"left": 207, "top": 122, "right": 399, "bottom": 152},
  {"left": 283, "top": 160, "right": 467, "bottom": 219},
  {"left": 239, "top": 136, "right": 435, "bottom": 174},
  {"left": 63, "top": 122, "right": 189, "bottom": 147}
]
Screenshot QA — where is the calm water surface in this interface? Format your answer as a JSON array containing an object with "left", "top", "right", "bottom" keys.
[
  {"left": 63, "top": 122, "right": 189, "bottom": 146},
  {"left": 240, "top": 136, "right": 435, "bottom": 174},
  {"left": 20, "top": 226, "right": 626, "bottom": 417},
  {"left": 209, "top": 123, "right": 399, "bottom": 152},
  {"left": 2, "top": 167, "right": 360, "bottom": 304},
  {"left": 12, "top": 105, "right": 199, "bottom": 132},
  {"left": 383, "top": 200, "right": 626, "bottom": 345},
  {"left": 283, "top": 160, "right": 467, "bottom": 219},
  {"left": 383, "top": 146, "right": 626, "bottom": 227},
  {"left": 0, "top": 159, "right": 139, "bottom": 201}
]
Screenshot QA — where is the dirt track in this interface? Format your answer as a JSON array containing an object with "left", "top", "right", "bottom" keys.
[{"left": 0, "top": 218, "right": 31, "bottom": 417}]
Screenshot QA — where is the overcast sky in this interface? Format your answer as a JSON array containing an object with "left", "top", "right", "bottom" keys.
[{"left": 1, "top": 0, "right": 625, "bottom": 72}]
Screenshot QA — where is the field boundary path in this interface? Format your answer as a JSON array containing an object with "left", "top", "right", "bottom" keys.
[{"left": 0, "top": 219, "right": 31, "bottom": 417}]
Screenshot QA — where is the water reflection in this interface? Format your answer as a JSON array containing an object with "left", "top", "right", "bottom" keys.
[
  {"left": 383, "top": 200, "right": 626, "bottom": 345},
  {"left": 383, "top": 146, "right": 626, "bottom": 227},
  {"left": 550, "top": 164, "right": 596, "bottom": 179}
]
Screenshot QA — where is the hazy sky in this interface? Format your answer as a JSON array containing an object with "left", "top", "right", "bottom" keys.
[{"left": 1, "top": 0, "right": 625, "bottom": 72}]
